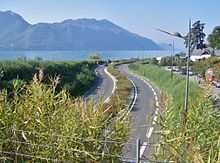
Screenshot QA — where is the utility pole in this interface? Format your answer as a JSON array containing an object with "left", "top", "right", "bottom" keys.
[
  {"left": 157, "top": 19, "right": 206, "bottom": 162},
  {"left": 183, "top": 19, "right": 191, "bottom": 125}
]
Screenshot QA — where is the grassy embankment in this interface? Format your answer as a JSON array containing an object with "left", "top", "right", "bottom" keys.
[
  {"left": 129, "top": 63, "right": 220, "bottom": 162},
  {"left": 0, "top": 60, "right": 131, "bottom": 162}
]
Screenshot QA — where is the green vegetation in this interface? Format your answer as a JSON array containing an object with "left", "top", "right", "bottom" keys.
[
  {"left": 142, "top": 53, "right": 187, "bottom": 67},
  {"left": 150, "top": 57, "right": 159, "bottom": 65},
  {"left": 112, "top": 59, "right": 138, "bottom": 66},
  {"left": 129, "top": 63, "right": 220, "bottom": 162},
  {"left": 0, "top": 60, "right": 96, "bottom": 96},
  {"left": 192, "top": 56, "right": 220, "bottom": 80},
  {"left": 108, "top": 63, "right": 132, "bottom": 107},
  {"left": 0, "top": 59, "right": 133, "bottom": 162},
  {"left": 159, "top": 54, "right": 187, "bottom": 67},
  {"left": 88, "top": 53, "right": 102, "bottom": 63},
  {"left": 186, "top": 20, "right": 206, "bottom": 50},
  {"left": 0, "top": 70, "right": 129, "bottom": 162},
  {"left": 208, "top": 26, "right": 220, "bottom": 49}
]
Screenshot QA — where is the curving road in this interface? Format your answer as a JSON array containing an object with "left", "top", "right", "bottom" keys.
[
  {"left": 118, "top": 64, "right": 159, "bottom": 162},
  {"left": 85, "top": 64, "right": 159, "bottom": 161},
  {"left": 84, "top": 65, "right": 115, "bottom": 103}
]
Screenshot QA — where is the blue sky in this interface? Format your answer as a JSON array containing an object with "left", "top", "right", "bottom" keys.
[{"left": 1, "top": 0, "right": 219, "bottom": 48}]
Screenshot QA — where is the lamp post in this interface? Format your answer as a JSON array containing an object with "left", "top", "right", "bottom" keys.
[{"left": 156, "top": 20, "right": 191, "bottom": 125}]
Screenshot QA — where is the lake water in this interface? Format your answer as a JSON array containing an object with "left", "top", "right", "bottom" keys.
[{"left": 0, "top": 50, "right": 177, "bottom": 61}]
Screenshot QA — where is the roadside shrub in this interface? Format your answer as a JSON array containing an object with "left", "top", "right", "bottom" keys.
[{"left": 0, "top": 60, "right": 96, "bottom": 96}]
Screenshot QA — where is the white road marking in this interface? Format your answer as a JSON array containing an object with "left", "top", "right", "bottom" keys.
[
  {"left": 155, "top": 100, "right": 159, "bottom": 107},
  {"left": 152, "top": 115, "right": 158, "bottom": 125},
  {"left": 155, "top": 95, "right": 158, "bottom": 102},
  {"left": 103, "top": 67, "right": 117, "bottom": 103},
  {"left": 120, "top": 79, "right": 138, "bottom": 121},
  {"left": 146, "top": 127, "right": 154, "bottom": 138},
  {"left": 128, "top": 79, "right": 138, "bottom": 112},
  {"left": 155, "top": 109, "right": 159, "bottom": 115},
  {"left": 129, "top": 72, "right": 160, "bottom": 158}
]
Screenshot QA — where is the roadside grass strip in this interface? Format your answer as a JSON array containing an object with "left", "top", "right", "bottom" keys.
[{"left": 129, "top": 63, "right": 220, "bottom": 162}]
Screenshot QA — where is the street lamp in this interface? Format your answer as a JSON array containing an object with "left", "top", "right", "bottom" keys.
[
  {"left": 156, "top": 28, "right": 185, "bottom": 39},
  {"left": 156, "top": 20, "right": 192, "bottom": 125}
]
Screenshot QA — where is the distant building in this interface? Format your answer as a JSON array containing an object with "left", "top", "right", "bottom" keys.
[
  {"left": 156, "top": 57, "right": 162, "bottom": 63},
  {"left": 190, "top": 54, "right": 211, "bottom": 62},
  {"left": 190, "top": 47, "right": 214, "bottom": 62}
]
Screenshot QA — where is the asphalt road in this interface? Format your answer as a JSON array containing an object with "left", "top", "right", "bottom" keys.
[
  {"left": 118, "top": 64, "right": 157, "bottom": 162},
  {"left": 85, "top": 64, "right": 158, "bottom": 161},
  {"left": 84, "top": 65, "right": 114, "bottom": 103}
]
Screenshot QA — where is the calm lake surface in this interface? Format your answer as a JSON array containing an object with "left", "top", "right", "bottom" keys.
[{"left": 0, "top": 50, "right": 178, "bottom": 61}]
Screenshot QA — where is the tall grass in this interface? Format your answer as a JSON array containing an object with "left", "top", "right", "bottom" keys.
[
  {"left": 129, "top": 63, "right": 220, "bottom": 162},
  {"left": 0, "top": 70, "right": 129, "bottom": 162}
]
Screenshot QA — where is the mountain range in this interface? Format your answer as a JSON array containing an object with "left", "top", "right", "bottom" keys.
[{"left": 0, "top": 10, "right": 162, "bottom": 50}]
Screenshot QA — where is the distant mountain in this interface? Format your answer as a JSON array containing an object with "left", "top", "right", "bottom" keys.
[
  {"left": 0, "top": 11, "right": 161, "bottom": 50},
  {"left": 0, "top": 11, "right": 30, "bottom": 49}
]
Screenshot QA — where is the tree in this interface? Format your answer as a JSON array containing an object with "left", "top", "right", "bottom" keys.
[
  {"left": 89, "top": 53, "right": 101, "bottom": 61},
  {"left": 150, "top": 57, "right": 158, "bottom": 65},
  {"left": 208, "top": 26, "right": 220, "bottom": 49},
  {"left": 192, "top": 56, "right": 220, "bottom": 77},
  {"left": 88, "top": 53, "right": 102, "bottom": 64},
  {"left": 159, "top": 57, "right": 171, "bottom": 66},
  {"left": 185, "top": 21, "right": 206, "bottom": 51}
]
